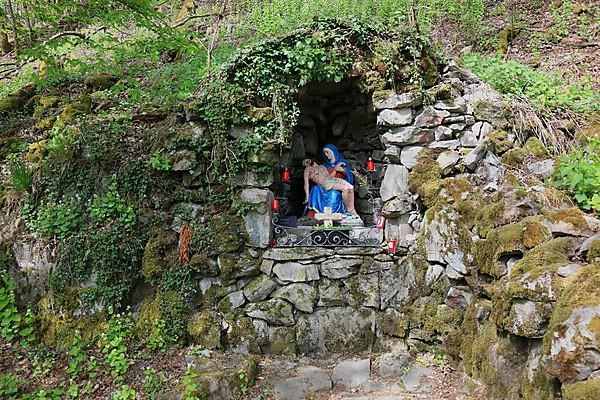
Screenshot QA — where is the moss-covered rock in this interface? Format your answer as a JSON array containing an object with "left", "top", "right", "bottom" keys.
[
  {"left": 508, "top": 238, "right": 576, "bottom": 302},
  {"left": 408, "top": 154, "right": 442, "bottom": 203},
  {"left": 204, "top": 212, "right": 247, "bottom": 256},
  {"left": 34, "top": 116, "right": 57, "bottom": 131},
  {"left": 474, "top": 223, "right": 525, "bottom": 277},
  {"left": 474, "top": 200, "right": 505, "bottom": 238},
  {"left": 84, "top": 73, "right": 117, "bottom": 92},
  {"left": 543, "top": 263, "right": 600, "bottom": 383},
  {"left": 462, "top": 318, "right": 528, "bottom": 399},
  {"left": 497, "top": 23, "right": 515, "bottom": 54},
  {"left": 562, "top": 378, "right": 600, "bottom": 400},
  {"left": 135, "top": 291, "right": 189, "bottom": 345},
  {"left": 523, "top": 137, "right": 549, "bottom": 158},
  {"left": 227, "top": 316, "right": 263, "bottom": 354},
  {"left": 377, "top": 308, "right": 409, "bottom": 338},
  {"left": 0, "top": 84, "right": 36, "bottom": 113},
  {"left": 248, "top": 106, "right": 274, "bottom": 121},
  {"left": 37, "top": 292, "right": 107, "bottom": 347},
  {"left": 545, "top": 208, "right": 589, "bottom": 231},
  {"left": 588, "top": 240, "right": 600, "bottom": 262},
  {"left": 188, "top": 310, "right": 223, "bottom": 349},
  {"left": 487, "top": 129, "right": 513, "bottom": 154},
  {"left": 217, "top": 251, "right": 260, "bottom": 282},
  {"left": 141, "top": 230, "right": 177, "bottom": 281},
  {"left": 26, "top": 140, "right": 48, "bottom": 164},
  {"left": 502, "top": 147, "right": 527, "bottom": 167},
  {"left": 59, "top": 94, "right": 91, "bottom": 123}
]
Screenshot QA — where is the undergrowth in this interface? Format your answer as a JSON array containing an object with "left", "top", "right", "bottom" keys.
[{"left": 461, "top": 53, "right": 600, "bottom": 112}]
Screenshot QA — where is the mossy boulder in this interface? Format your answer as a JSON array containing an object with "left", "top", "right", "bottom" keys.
[
  {"left": 26, "top": 140, "right": 48, "bottom": 164},
  {"left": 473, "top": 200, "right": 505, "bottom": 238},
  {"left": 562, "top": 378, "right": 600, "bottom": 400},
  {"left": 487, "top": 129, "right": 513, "bottom": 154},
  {"left": 544, "top": 208, "right": 590, "bottom": 236},
  {"left": 473, "top": 98, "right": 512, "bottom": 129},
  {"left": 187, "top": 310, "right": 223, "bottom": 349},
  {"left": 474, "top": 218, "right": 551, "bottom": 278},
  {"left": 461, "top": 319, "right": 528, "bottom": 399},
  {"left": 141, "top": 230, "right": 177, "bottom": 281},
  {"left": 523, "top": 137, "right": 549, "bottom": 158},
  {"left": 588, "top": 240, "right": 600, "bottom": 262},
  {"left": 37, "top": 292, "right": 107, "bottom": 347},
  {"left": 84, "top": 73, "right": 118, "bottom": 92},
  {"left": 59, "top": 94, "right": 91, "bottom": 123},
  {"left": 0, "top": 84, "right": 36, "bottom": 113},
  {"left": 508, "top": 238, "right": 577, "bottom": 302},
  {"left": 543, "top": 263, "right": 600, "bottom": 383},
  {"left": 135, "top": 291, "right": 189, "bottom": 345},
  {"left": 34, "top": 116, "right": 57, "bottom": 131},
  {"left": 217, "top": 251, "right": 260, "bottom": 282},
  {"left": 408, "top": 153, "right": 442, "bottom": 204},
  {"left": 227, "top": 316, "right": 263, "bottom": 354},
  {"left": 187, "top": 354, "right": 260, "bottom": 399},
  {"left": 501, "top": 147, "right": 527, "bottom": 167},
  {"left": 205, "top": 212, "right": 247, "bottom": 256}
]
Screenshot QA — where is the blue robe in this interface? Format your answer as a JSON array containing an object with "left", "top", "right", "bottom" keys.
[{"left": 306, "top": 144, "right": 352, "bottom": 215}]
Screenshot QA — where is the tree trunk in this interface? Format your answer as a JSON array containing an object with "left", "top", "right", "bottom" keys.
[{"left": 0, "top": 30, "right": 11, "bottom": 54}]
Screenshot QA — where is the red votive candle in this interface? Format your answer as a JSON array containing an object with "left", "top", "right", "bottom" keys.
[
  {"left": 387, "top": 239, "right": 397, "bottom": 255},
  {"left": 376, "top": 213, "right": 386, "bottom": 230},
  {"left": 367, "top": 157, "right": 375, "bottom": 172},
  {"left": 272, "top": 199, "right": 279, "bottom": 212},
  {"left": 281, "top": 168, "right": 291, "bottom": 182}
]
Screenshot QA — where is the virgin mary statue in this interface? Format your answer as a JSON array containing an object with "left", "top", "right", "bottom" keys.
[{"left": 305, "top": 144, "right": 353, "bottom": 217}]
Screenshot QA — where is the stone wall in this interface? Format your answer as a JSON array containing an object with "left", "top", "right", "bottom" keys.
[{"left": 224, "top": 60, "right": 600, "bottom": 399}]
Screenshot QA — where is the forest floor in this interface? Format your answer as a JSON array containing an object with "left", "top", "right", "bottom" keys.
[{"left": 2, "top": 336, "right": 488, "bottom": 399}]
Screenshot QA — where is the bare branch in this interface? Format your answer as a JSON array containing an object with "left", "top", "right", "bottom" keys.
[{"left": 43, "top": 30, "right": 87, "bottom": 45}]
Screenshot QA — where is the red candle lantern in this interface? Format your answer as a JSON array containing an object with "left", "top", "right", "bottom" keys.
[
  {"left": 366, "top": 157, "right": 375, "bottom": 172},
  {"left": 387, "top": 239, "right": 397, "bottom": 255},
  {"left": 271, "top": 199, "right": 279, "bottom": 212},
  {"left": 281, "top": 168, "right": 291, "bottom": 182},
  {"left": 376, "top": 213, "right": 386, "bottom": 229}
]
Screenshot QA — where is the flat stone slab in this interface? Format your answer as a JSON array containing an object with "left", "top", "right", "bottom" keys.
[
  {"left": 272, "top": 262, "right": 320, "bottom": 282},
  {"left": 297, "top": 366, "right": 332, "bottom": 392},
  {"left": 400, "top": 366, "right": 435, "bottom": 392},
  {"left": 264, "top": 248, "right": 335, "bottom": 261},
  {"left": 270, "top": 377, "right": 309, "bottom": 400},
  {"left": 377, "top": 353, "right": 410, "bottom": 378},
  {"left": 333, "top": 359, "right": 371, "bottom": 388}
]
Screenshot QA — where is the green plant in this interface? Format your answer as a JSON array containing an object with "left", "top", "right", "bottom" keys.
[
  {"left": 146, "top": 149, "right": 171, "bottom": 171},
  {"left": 238, "top": 369, "right": 250, "bottom": 396},
  {"left": 89, "top": 179, "right": 136, "bottom": 228},
  {"left": 9, "top": 161, "right": 32, "bottom": 193},
  {"left": 180, "top": 367, "right": 201, "bottom": 400},
  {"left": 21, "top": 388, "right": 64, "bottom": 400},
  {"left": 147, "top": 319, "right": 168, "bottom": 352},
  {"left": 0, "top": 373, "right": 21, "bottom": 397},
  {"left": 0, "top": 273, "right": 22, "bottom": 341},
  {"left": 549, "top": 0, "right": 573, "bottom": 40},
  {"left": 143, "top": 367, "right": 166, "bottom": 399},
  {"left": 112, "top": 384, "right": 136, "bottom": 400},
  {"left": 554, "top": 139, "right": 600, "bottom": 213},
  {"left": 67, "top": 331, "right": 86, "bottom": 379},
  {"left": 25, "top": 198, "right": 83, "bottom": 240},
  {"left": 461, "top": 53, "right": 600, "bottom": 112},
  {"left": 46, "top": 125, "right": 78, "bottom": 163},
  {"left": 416, "top": 352, "right": 450, "bottom": 371},
  {"left": 101, "top": 307, "right": 133, "bottom": 382}
]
